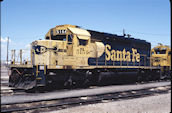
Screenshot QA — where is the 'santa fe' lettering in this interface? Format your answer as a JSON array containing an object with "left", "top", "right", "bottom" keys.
[{"left": 105, "top": 44, "right": 140, "bottom": 62}]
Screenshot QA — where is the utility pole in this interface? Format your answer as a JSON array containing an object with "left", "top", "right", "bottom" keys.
[
  {"left": 20, "top": 49, "right": 22, "bottom": 64},
  {"left": 6, "top": 37, "right": 9, "bottom": 66}
]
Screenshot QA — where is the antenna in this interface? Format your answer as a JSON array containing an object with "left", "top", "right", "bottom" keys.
[
  {"left": 158, "top": 43, "right": 162, "bottom": 46},
  {"left": 127, "top": 34, "right": 131, "bottom": 38},
  {"left": 123, "top": 29, "right": 126, "bottom": 36}
]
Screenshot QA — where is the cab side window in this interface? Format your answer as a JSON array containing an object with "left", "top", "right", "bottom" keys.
[
  {"left": 45, "top": 36, "right": 50, "bottom": 40},
  {"left": 168, "top": 51, "right": 171, "bottom": 55},
  {"left": 68, "top": 35, "right": 73, "bottom": 44},
  {"left": 78, "top": 39, "right": 88, "bottom": 46}
]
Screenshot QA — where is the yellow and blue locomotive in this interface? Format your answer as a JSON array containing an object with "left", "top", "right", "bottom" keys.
[
  {"left": 9, "top": 25, "right": 165, "bottom": 89},
  {"left": 151, "top": 44, "right": 171, "bottom": 79}
]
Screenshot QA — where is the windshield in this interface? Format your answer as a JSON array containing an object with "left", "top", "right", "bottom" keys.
[
  {"left": 51, "top": 35, "right": 66, "bottom": 41},
  {"left": 155, "top": 50, "right": 166, "bottom": 54}
]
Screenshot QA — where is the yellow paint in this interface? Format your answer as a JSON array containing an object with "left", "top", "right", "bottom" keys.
[
  {"left": 111, "top": 50, "right": 116, "bottom": 61},
  {"left": 122, "top": 49, "right": 127, "bottom": 61},
  {"left": 132, "top": 48, "right": 140, "bottom": 62},
  {"left": 36, "top": 65, "right": 38, "bottom": 76},
  {"left": 31, "top": 24, "right": 92, "bottom": 67},
  {"left": 126, "top": 51, "right": 131, "bottom": 62},
  {"left": 105, "top": 44, "right": 140, "bottom": 62},
  {"left": 44, "top": 65, "right": 46, "bottom": 74},
  {"left": 105, "top": 44, "right": 111, "bottom": 61},
  {"left": 151, "top": 44, "right": 171, "bottom": 68}
]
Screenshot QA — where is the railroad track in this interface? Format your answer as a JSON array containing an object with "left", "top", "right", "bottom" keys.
[
  {"left": 1, "top": 82, "right": 27, "bottom": 96},
  {"left": 1, "top": 88, "right": 28, "bottom": 96},
  {"left": 1, "top": 79, "right": 30, "bottom": 96},
  {"left": 0, "top": 80, "right": 168, "bottom": 96},
  {"left": 1, "top": 84, "right": 170, "bottom": 113}
]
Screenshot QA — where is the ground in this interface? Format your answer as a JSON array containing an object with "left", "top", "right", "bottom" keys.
[{"left": 47, "top": 93, "right": 171, "bottom": 113}]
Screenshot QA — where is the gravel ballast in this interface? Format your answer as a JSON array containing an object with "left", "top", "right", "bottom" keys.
[{"left": 47, "top": 93, "right": 171, "bottom": 113}]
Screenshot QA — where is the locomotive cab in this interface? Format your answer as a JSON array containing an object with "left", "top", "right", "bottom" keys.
[
  {"left": 151, "top": 44, "right": 171, "bottom": 67},
  {"left": 31, "top": 25, "right": 92, "bottom": 68},
  {"left": 151, "top": 44, "right": 171, "bottom": 79}
]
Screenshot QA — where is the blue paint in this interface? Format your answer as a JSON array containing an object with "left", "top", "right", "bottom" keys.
[{"left": 88, "top": 30, "right": 151, "bottom": 66}]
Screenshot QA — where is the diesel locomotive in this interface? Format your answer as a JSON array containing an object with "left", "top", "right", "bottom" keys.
[
  {"left": 151, "top": 44, "right": 171, "bottom": 79},
  {"left": 9, "top": 24, "right": 170, "bottom": 89}
]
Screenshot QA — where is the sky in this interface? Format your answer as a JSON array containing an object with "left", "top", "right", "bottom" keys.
[{"left": 1, "top": 0, "right": 171, "bottom": 61}]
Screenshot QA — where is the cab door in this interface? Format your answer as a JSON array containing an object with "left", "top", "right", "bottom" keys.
[
  {"left": 75, "top": 36, "right": 90, "bottom": 66},
  {"left": 67, "top": 34, "right": 73, "bottom": 56},
  {"left": 76, "top": 36, "right": 90, "bottom": 56}
]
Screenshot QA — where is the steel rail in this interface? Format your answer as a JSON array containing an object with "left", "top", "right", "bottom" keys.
[
  {"left": 1, "top": 85, "right": 170, "bottom": 113},
  {"left": 1, "top": 80, "right": 169, "bottom": 100}
]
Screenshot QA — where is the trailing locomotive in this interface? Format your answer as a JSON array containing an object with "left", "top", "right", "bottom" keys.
[
  {"left": 151, "top": 44, "right": 171, "bottom": 79},
  {"left": 9, "top": 24, "right": 167, "bottom": 89}
]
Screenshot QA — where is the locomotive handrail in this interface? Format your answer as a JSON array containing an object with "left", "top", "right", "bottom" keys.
[
  {"left": 10, "top": 51, "right": 151, "bottom": 68},
  {"left": 10, "top": 48, "right": 152, "bottom": 68},
  {"left": 11, "top": 49, "right": 31, "bottom": 65}
]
